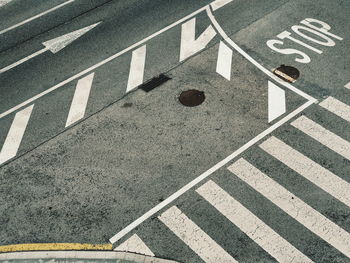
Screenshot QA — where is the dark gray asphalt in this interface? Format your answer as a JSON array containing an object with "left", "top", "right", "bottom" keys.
[{"left": 0, "top": 0, "right": 349, "bottom": 262}]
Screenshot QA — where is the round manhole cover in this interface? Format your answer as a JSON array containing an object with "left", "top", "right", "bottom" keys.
[
  {"left": 179, "top": 89, "right": 205, "bottom": 107},
  {"left": 273, "top": 65, "right": 300, "bottom": 83}
]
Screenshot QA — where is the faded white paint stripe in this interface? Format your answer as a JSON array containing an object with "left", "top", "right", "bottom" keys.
[
  {"left": 109, "top": 100, "right": 314, "bottom": 244},
  {"left": 260, "top": 136, "right": 350, "bottom": 207},
  {"left": 0, "top": 0, "right": 75, "bottom": 35},
  {"left": 197, "top": 180, "right": 314, "bottom": 263},
  {"left": 159, "top": 206, "right": 238, "bottom": 263},
  {"left": 291, "top": 116, "right": 350, "bottom": 160},
  {"left": 345, "top": 82, "right": 350, "bottom": 90},
  {"left": 268, "top": 81, "right": 286, "bottom": 123},
  {"left": 0, "top": 0, "right": 12, "bottom": 8},
  {"left": 319, "top": 97, "right": 350, "bottom": 122},
  {"left": 126, "top": 45, "right": 146, "bottom": 93},
  {"left": 0, "top": 105, "right": 34, "bottom": 165},
  {"left": 65, "top": 73, "right": 94, "bottom": 127},
  {"left": 211, "top": 0, "right": 234, "bottom": 11},
  {"left": 229, "top": 158, "right": 350, "bottom": 258},
  {"left": 216, "top": 41, "right": 232, "bottom": 80},
  {"left": 115, "top": 234, "right": 154, "bottom": 257},
  {"left": 179, "top": 17, "right": 216, "bottom": 62}
]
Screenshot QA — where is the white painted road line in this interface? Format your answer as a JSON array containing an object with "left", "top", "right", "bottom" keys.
[
  {"left": 0, "top": 0, "right": 12, "bottom": 8},
  {"left": 179, "top": 17, "right": 217, "bottom": 62},
  {"left": 345, "top": 82, "right": 350, "bottom": 90},
  {"left": 159, "top": 206, "right": 238, "bottom": 263},
  {"left": 0, "top": 105, "right": 34, "bottom": 165},
  {"left": 0, "top": 0, "right": 75, "bottom": 35},
  {"left": 65, "top": 73, "right": 94, "bottom": 127},
  {"left": 126, "top": 45, "right": 147, "bottom": 93},
  {"left": 0, "top": 6, "right": 208, "bottom": 120},
  {"left": 210, "top": 0, "right": 234, "bottom": 11},
  {"left": 0, "top": 22, "right": 100, "bottom": 74},
  {"left": 206, "top": 7, "right": 317, "bottom": 103},
  {"left": 229, "top": 158, "right": 350, "bottom": 258},
  {"left": 216, "top": 41, "right": 232, "bottom": 80},
  {"left": 291, "top": 115, "right": 350, "bottom": 160},
  {"left": 115, "top": 234, "right": 154, "bottom": 257},
  {"left": 319, "top": 97, "right": 350, "bottom": 122},
  {"left": 197, "top": 180, "right": 314, "bottom": 263},
  {"left": 109, "top": 100, "right": 314, "bottom": 244},
  {"left": 268, "top": 81, "right": 286, "bottom": 123},
  {"left": 260, "top": 136, "right": 350, "bottom": 208}
]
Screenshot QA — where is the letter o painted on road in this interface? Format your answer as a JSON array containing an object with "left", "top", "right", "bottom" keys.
[{"left": 291, "top": 25, "right": 335, "bottom": 47}]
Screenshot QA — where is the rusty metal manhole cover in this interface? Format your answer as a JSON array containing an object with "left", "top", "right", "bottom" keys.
[
  {"left": 273, "top": 65, "right": 300, "bottom": 83},
  {"left": 179, "top": 90, "right": 205, "bottom": 107}
]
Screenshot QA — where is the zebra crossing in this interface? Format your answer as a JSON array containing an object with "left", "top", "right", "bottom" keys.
[{"left": 115, "top": 96, "right": 350, "bottom": 262}]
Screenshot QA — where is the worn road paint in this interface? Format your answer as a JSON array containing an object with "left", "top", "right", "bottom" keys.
[
  {"left": 0, "top": 22, "right": 100, "bottom": 74},
  {"left": 0, "top": 0, "right": 12, "bottom": 8},
  {"left": 0, "top": 105, "right": 34, "bottom": 165},
  {"left": 319, "top": 97, "right": 350, "bottom": 122},
  {"left": 0, "top": 6, "right": 207, "bottom": 120},
  {"left": 291, "top": 115, "right": 350, "bottom": 160},
  {"left": 216, "top": 41, "right": 232, "bottom": 80},
  {"left": 115, "top": 234, "right": 154, "bottom": 256},
  {"left": 206, "top": 7, "right": 316, "bottom": 103},
  {"left": 210, "top": 0, "right": 234, "bottom": 11},
  {"left": 159, "top": 206, "right": 238, "bottom": 263},
  {"left": 260, "top": 136, "right": 350, "bottom": 208},
  {"left": 268, "top": 81, "right": 286, "bottom": 123},
  {"left": 345, "top": 82, "right": 350, "bottom": 90},
  {"left": 197, "top": 180, "right": 314, "bottom": 263},
  {"left": 229, "top": 158, "right": 350, "bottom": 258},
  {"left": 126, "top": 45, "right": 147, "bottom": 93},
  {"left": 0, "top": 243, "right": 112, "bottom": 253},
  {"left": 109, "top": 100, "right": 314, "bottom": 244},
  {"left": 179, "top": 17, "right": 216, "bottom": 62},
  {"left": 0, "top": 0, "right": 75, "bottom": 35},
  {"left": 65, "top": 73, "right": 94, "bottom": 127}
]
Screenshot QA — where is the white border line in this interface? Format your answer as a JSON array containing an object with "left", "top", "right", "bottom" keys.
[
  {"left": 0, "top": 0, "right": 75, "bottom": 35},
  {"left": 0, "top": 6, "right": 207, "bottom": 120},
  {"left": 109, "top": 99, "right": 314, "bottom": 244}
]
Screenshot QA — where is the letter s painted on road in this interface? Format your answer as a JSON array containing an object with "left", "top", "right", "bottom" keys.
[{"left": 266, "top": 39, "right": 311, "bottom": 63}]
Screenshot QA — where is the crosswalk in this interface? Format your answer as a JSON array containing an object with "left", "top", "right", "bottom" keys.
[{"left": 115, "top": 96, "right": 350, "bottom": 262}]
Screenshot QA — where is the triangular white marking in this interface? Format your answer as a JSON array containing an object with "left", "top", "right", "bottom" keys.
[
  {"left": 268, "top": 81, "right": 286, "bottom": 123},
  {"left": 179, "top": 18, "right": 216, "bottom": 62},
  {"left": 345, "top": 82, "right": 350, "bottom": 90},
  {"left": 115, "top": 234, "right": 154, "bottom": 257},
  {"left": 42, "top": 22, "right": 101, "bottom": 53}
]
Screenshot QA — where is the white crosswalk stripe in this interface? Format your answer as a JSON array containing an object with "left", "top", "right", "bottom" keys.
[
  {"left": 126, "top": 45, "right": 147, "bottom": 93},
  {"left": 0, "top": 105, "right": 34, "bottom": 165},
  {"left": 216, "top": 41, "right": 233, "bottom": 80},
  {"left": 291, "top": 115, "right": 350, "bottom": 160},
  {"left": 65, "top": 73, "right": 94, "bottom": 127},
  {"left": 228, "top": 158, "right": 350, "bottom": 258},
  {"left": 259, "top": 136, "right": 350, "bottom": 208},
  {"left": 159, "top": 206, "right": 239, "bottom": 263},
  {"left": 319, "top": 96, "right": 350, "bottom": 122},
  {"left": 197, "top": 180, "right": 314, "bottom": 263}
]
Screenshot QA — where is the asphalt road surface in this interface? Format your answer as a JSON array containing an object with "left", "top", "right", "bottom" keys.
[{"left": 0, "top": 0, "right": 349, "bottom": 262}]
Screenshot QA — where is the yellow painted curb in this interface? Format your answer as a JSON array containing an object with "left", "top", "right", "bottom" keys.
[{"left": 0, "top": 243, "right": 113, "bottom": 253}]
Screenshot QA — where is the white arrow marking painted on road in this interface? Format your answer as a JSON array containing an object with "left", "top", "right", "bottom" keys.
[
  {"left": 0, "top": 0, "right": 13, "bottom": 8},
  {"left": 65, "top": 73, "right": 94, "bottom": 127},
  {"left": 0, "top": 0, "right": 75, "bottom": 34},
  {"left": 115, "top": 234, "right": 154, "bottom": 256},
  {"left": 0, "top": 22, "right": 101, "bottom": 74},
  {"left": 126, "top": 45, "right": 147, "bottom": 93},
  {"left": 345, "top": 82, "right": 350, "bottom": 90},
  {"left": 0, "top": 105, "right": 34, "bottom": 165},
  {"left": 268, "top": 81, "right": 286, "bottom": 123},
  {"left": 216, "top": 41, "right": 232, "bottom": 80},
  {"left": 210, "top": 0, "right": 234, "bottom": 11},
  {"left": 179, "top": 17, "right": 216, "bottom": 62}
]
